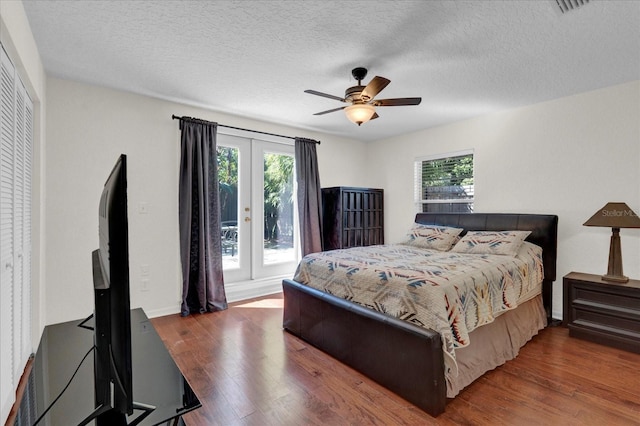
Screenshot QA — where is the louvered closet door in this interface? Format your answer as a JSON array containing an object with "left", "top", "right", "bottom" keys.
[
  {"left": 13, "top": 72, "right": 24, "bottom": 385},
  {"left": 13, "top": 76, "right": 32, "bottom": 378},
  {"left": 0, "top": 45, "right": 33, "bottom": 424},
  {"left": 0, "top": 45, "right": 16, "bottom": 422},
  {"left": 21, "top": 87, "right": 32, "bottom": 362}
]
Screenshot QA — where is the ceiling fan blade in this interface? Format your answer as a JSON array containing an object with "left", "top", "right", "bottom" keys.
[
  {"left": 304, "top": 89, "right": 345, "bottom": 102},
  {"left": 361, "top": 76, "right": 390, "bottom": 100},
  {"left": 313, "top": 106, "right": 346, "bottom": 116},
  {"left": 370, "top": 112, "right": 379, "bottom": 120},
  {"left": 373, "top": 97, "right": 422, "bottom": 107}
]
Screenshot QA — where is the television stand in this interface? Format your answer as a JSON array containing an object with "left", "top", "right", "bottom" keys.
[
  {"left": 76, "top": 400, "right": 156, "bottom": 426},
  {"left": 16, "top": 309, "right": 200, "bottom": 425}
]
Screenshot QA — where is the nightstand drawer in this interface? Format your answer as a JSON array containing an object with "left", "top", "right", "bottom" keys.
[
  {"left": 564, "top": 272, "right": 640, "bottom": 354},
  {"left": 573, "top": 286, "right": 640, "bottom": 312},
  {"left": 571, "top": 308, "right": 640, "bottom": 335}
]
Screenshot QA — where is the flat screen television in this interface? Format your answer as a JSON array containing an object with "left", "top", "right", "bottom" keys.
[{"left": 79, "top": 154, "right": 153, "bottom": 426}]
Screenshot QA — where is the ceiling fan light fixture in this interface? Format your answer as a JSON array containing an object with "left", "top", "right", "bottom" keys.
[
  {"left": 345, "top": 104, "right": 375, "bottom": 126},
  {"left": 306, "top": 67, "right": 420, "bottom": 124}
]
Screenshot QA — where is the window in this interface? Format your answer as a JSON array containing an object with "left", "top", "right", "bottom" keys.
[{"left": 414, "top": 150, "right": 474, "bottom": 213}]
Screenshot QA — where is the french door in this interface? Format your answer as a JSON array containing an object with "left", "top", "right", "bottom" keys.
[{"left": 217, "top": 134, "right": 299, "bottom": 283}]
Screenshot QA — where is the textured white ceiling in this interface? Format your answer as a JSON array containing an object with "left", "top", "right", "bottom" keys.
[{"left": 22, "top": 0, "right": 640, "bottom": 142}]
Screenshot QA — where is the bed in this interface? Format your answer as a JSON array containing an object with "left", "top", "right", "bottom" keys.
[{"left": 282, "top": 212, "right": 558, "bottom": 416}]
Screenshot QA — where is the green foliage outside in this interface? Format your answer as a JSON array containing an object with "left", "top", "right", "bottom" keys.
[
  {"left": 217, "top": 146, "right": 294, "bottom": 245},
  {"left": 217, "top": 146, "right": 238, "bottom": 223},
  {"left": 422, "top": 155, "right": 473, "bottom": 187},
  {"left": 217, "top": 146, "right": 238, "bottom": 187},
  {"left": 264, "top": 153, "right": 294, "bottom": 244}
]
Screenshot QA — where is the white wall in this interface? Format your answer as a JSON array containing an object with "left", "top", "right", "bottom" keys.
[
  {"left": 44, "top": 77, "right": 367, "bottom": 324},
  {"left": 367, "top": 80, "right": 640, "bottom": 319}
]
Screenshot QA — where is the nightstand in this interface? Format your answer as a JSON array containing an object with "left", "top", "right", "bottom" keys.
[{"left": 563, "top": 272, "right": 640, "bottom": 354}]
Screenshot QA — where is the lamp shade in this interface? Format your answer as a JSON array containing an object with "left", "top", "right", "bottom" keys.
[
  {"left": 583, "top": 202, "right": 640, "bottom": 228},
  {"left": 345, "top": 104, "right": 375, "bottom": 126}
]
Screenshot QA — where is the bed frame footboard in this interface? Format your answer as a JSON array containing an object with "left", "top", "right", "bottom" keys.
[{"left": 282, "top": 278, "right": 447, "bottom": 417}]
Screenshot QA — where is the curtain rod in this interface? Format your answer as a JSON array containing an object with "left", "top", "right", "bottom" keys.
[{"left": 171, "top": 115, "right": 320, "bottom": 144}]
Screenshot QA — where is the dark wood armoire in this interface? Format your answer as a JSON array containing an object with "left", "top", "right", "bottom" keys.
[{"left": 321, "top": 187, "right": 384, "bottom": 250}]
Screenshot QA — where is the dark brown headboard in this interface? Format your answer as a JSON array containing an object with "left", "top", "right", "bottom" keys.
[{"left": 414, "top": 213, "right": 559, "bottom": 319}]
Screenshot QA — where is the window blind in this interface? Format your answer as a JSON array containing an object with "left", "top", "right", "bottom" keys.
[{"left": 414, "top": 151, "right": 474, "bottom": 213}]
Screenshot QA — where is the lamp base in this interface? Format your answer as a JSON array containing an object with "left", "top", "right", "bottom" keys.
[
  {"left": 602, "top": 274, "right": 629, "bottom": 283},
  {"left": 603, "top": 228, "right": 628, "bottom": 283}
]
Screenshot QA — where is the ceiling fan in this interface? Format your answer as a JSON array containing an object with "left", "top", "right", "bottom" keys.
[{"left": 305, "top": 67, "right": 422, "bottom": 126}]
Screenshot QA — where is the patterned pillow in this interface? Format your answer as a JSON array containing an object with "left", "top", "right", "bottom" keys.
[
  {"left": 451, "top": 230, "right": 531, "bottom": 256},
  {"left": 400, "top": 223, "right": 464, "bottom": 251}
]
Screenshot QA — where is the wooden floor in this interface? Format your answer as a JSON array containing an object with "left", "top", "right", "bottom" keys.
[{"left": 150, "top": 293, "right": 640, "bottom": 426}]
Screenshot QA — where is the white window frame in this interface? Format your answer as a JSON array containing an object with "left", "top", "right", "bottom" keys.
[{"left": 414, "top": 149, "right": 474, "bottom": 213}]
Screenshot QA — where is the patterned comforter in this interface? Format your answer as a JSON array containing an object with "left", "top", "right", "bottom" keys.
[{"left": 292, "top": 242, "right": 544, "bottom": 376}]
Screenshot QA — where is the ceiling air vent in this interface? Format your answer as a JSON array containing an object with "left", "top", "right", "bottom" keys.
[{"left": 554, "top": 0, "right": 590, "bottom": 14}]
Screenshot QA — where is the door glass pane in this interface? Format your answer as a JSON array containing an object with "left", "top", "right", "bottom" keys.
[
  {"left": 218, "top": 146, "right": 239, "bottom": 270},
  {"left": 263, "top": 152, "right": 295, "bottom": 265}
]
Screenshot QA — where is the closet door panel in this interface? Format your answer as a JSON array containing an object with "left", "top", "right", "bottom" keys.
[
  {"left": 0, "top": 45, "right": 33, "bottom": 424},
  {"left": 0, "top": 46, "right": 16, "bottom": 422},
  {"left": 21, "top": 94, "right": 32, "bottom": 360},
  {"left": 12, "top": 78, "right": 24, "bottom": 384}
]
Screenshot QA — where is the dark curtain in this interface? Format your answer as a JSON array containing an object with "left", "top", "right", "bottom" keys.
[
  {"left": 294, "top": 138, "right": 323, "bottom": 256},
  {"left": 178, "top": 118, "right": 227, "bottom": 316}
]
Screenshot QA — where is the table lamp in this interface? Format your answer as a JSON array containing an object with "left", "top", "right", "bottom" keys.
[{"left": 583, "top": 202, "right": 640, "bottom": 283}]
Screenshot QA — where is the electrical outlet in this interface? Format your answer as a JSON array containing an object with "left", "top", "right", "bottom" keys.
[
  {"left": 138, "top": 202, "right": 149, "bottom": 214},
  {"left": 140, "top": 278, "right": 150, "bottom": 292},
  {"left": 140, "top": 264, "right": 150, "bottom": 276},
  {"left": 140, "top": 320, "right": 151, "bottom": 333}
]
